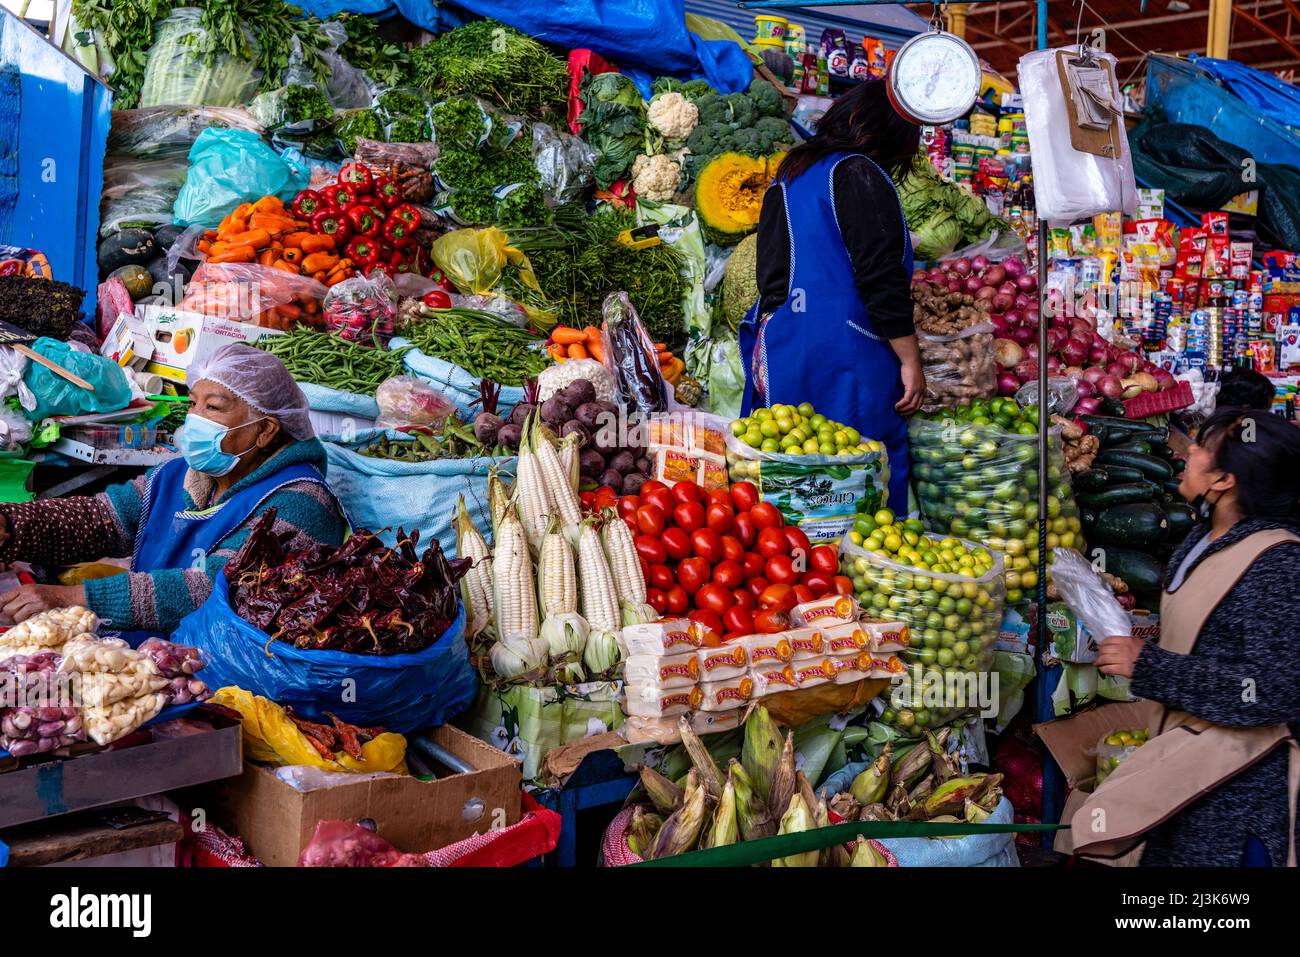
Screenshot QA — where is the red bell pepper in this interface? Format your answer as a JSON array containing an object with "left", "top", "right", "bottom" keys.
[
  {"left": 428, "top": 266, "right": 456, "bottom": 291},
  {"left": 345, "top": 203, "right": 383, "bottom": 238},
  {"left": 291, "top": 189, "right": 326, "bottom": 219},
  {"left": 382, "top": 213, "right": 416, "bottom": 249},
  {"left": 311, "top": 209, "right": 352, "bottom": 244},
  {"left": 345, "top": 236, "right": 381, "bottom": 268},
  {"left": 421, "top": 289, "right": 453, "bottom": 309},
  {"left": 388, "top": 203, "right": 421, "bottom": 229},
  {"left": 321, "top": 184, "right": 356, "bottom": 210},
  {"left": 372, "top": 175, "right": 403, "bottom": 209},
  {"left": 338, "top": 162, "right": 373, "bottom": 194}
]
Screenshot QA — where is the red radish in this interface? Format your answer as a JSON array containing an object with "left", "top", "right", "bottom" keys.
[{"left": 995, "top": 338, "right": 1024, "bottom": 368}]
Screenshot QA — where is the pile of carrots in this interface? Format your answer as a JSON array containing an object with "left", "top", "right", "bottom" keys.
[
  {"left": 196, "top": 195, "right": 356, "bottom": 289},
  {"left": 545, "top": 324, "right": 685, "bottom": 385}
]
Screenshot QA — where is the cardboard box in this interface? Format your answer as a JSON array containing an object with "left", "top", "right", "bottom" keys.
[
  {"left": 138, "top": 305, "right": 280, "bottom": 383},
  {"left": 100, "top": 312, "right": 154, "bottom": 369},
  {"left": 203, "top": 724, "right": 522, "bottom": 866}
]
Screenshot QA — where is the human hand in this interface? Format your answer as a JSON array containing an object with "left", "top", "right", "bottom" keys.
[
  {"left": 895, "top": 360, "right": 926, "bottom": 415},
  {"left": 0, "top": 584, "right": 88, "bottom": 624},
  {"left": 1097, "top": 634, "right": 1144, "bottom": 678}
]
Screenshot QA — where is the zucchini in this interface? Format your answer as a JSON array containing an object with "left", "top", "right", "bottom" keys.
[
  {"left": 1164, "top": 504, "right": 1195, "bottom": 541},
  {"left": 1099, "top": 546, "right": 1167, "bottom": 596},
  {"left": 1099, "top": 426, "right": 1168, "bottom": 449},
  {"left": 1095, "top": 448, "right": 1174, "bottom": 480},
  {"left": 1170, "top": 458, "right": 1186, "bottom": 474},
  {"left": 1082, "top": 509, "right": 1098, "bottom": 528},
  {"left": 1074, "top": 468, "right": 1112, "bottom": 492},
  {"left": 1107, "top": 438, "right": 1154, "bottom": 455},
  {"left": 1080, "top": 414, "right": 1152, "bottom": 433},
  {"left": 1089, "top": 503, "right": 1169, "bottom": 548},
  {"left": 1077, "top": 483, "right": 1157, "bottom": 509},
  {"left": 1161, "top": 478, "right": 1183, "bottom": 496},
  {"left": 1097, "top": 398, "right": 1128, "bottom": 417}
]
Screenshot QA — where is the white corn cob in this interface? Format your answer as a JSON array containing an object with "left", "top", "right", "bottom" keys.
[
  {"left": 558, "top": 433, "right": 581, "bottom": 496},
  {"left": 537, "top": 519, "right": 578, "bottom": 617},
  {"left": 492, "top": 513, "right": 538, "bottom": 643},
  {"left": 488, "top": 470, "right": 513, "bottom": 537},
  {"left": 601, "top": 512, "right": 646, "bottom": 605},
  {"left": 534, "top": 426, "right": 582, "bottom": 528},
  {"left": 455, "top": 498, "right": 494, "bottom": 638},
  {"left": 577, "top": 519, "right": 620, "bottom": 633},
  {"left": 515, "top": 442, "right": 549, "bottom": 550}
]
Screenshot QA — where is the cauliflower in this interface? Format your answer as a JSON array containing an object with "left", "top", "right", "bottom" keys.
[
  {"left": 647, "top": 91, "right": 699, "bottom": 141},
  {"left": 631, "top": 153, "right": 681, "bottom": 201}
]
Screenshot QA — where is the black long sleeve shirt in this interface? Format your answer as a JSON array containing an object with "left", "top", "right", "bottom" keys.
[{"left": 755, "top": 154, "right": 915, "bottom": 340}]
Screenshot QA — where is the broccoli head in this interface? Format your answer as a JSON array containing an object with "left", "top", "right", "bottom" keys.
[
  {"left": 725, "top": 126, "right": 765, "bottom": 156},
  {"left": 686, "top": 123, "right": 721, "bottom": 158},
  {"left": 724, "top": 92, "right": 755, "bottom": 128},
  {"left": 754, "top": 115, "right": 791, "bottom": 144},
  {"left": 652, "top": 77, "right": 717, "bottom": 104},
  {"left": 748, "top": 78, "right": 785, "bottom": 118},
  {"left": 682, "top": 79, "right": 714, "bottom": 101},
  {"left": 694, "top": 92, "right": 731, "bottom": 126}
]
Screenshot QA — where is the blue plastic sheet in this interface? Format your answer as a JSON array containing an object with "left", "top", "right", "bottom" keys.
[
  {"left": 1189, "top": 56, "right": 1300, "bottom": 131},
  {"left": 171, "top": 573, "right": 477, "bottom": 733}
]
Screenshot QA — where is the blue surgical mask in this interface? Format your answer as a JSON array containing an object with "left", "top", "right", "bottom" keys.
[{"left": 175, "top": 413, "right": 266, "bottom": 476}]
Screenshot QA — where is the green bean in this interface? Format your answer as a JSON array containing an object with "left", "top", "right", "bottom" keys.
[
  {"left": 254, "top": 328, "right": 410, "bottom": 395},
  {"left": 400, "top": 307, "right": 550, "bottom": 387}
]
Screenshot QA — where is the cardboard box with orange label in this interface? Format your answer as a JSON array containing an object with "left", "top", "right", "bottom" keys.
[{"left": 137, "top": 305, "right": 281, "bottom": 383}]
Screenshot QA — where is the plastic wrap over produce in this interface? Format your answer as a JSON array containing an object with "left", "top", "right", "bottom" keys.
[{"left": 1017, "top": 48, "right": 1136, "bottom": 225}]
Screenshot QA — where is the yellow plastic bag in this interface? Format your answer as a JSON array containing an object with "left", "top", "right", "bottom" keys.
[
  {"left": 59, "top": 561, "right": 129, "bottom": 585},
  {"left": 211, "top": 687, "right": 408, "bottom": 774},
  {"left": 431, "top": 226, "right": 542, "bottom": 297}
]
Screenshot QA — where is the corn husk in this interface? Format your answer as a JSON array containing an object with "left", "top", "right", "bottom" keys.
[{"left": 771, "top": 794, "right": 817, "bottom": 867}]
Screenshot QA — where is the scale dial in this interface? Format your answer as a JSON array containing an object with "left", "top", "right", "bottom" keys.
[{"left": 887, "top": 30, "right": 982, "bottom": 125}]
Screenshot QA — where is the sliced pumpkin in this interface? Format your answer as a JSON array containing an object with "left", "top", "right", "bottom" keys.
[{"left": 694, "top": 151, "right": 785, "bottom": 246}]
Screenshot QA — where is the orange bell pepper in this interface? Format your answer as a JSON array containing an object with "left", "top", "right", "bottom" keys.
[{"left": 301, "top": 252, "right": 339, "bottom": 274}]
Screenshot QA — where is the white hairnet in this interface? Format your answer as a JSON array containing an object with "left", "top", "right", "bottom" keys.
[{"left": 188, "top": 343, "right": 315, "bottom": 441}]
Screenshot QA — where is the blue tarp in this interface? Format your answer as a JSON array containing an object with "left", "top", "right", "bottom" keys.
[
  {"left": 1189, "top": 56, "right": 1300, "bottom": 131},
  {"left": 291, "top": 0, "right": 754, "bottom": 93}
]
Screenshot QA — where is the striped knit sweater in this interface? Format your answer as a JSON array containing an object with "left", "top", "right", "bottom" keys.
[{"left": 0, "top": 440, "right": 346, "bottom": 633}]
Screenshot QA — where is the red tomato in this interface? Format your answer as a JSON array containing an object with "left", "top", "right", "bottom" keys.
[
  {"left": 712, "top": 559, "right": 744, "bottom": 589},
  {"left": 719, "top": 535, "right": 745, "bottom": 563},
  {"left": 833, "top": 575, "right": 855, "bottom": 595},
  {"left": 766, "top": 554, "right": 797, "bottom": 585},
  {"left": 648, "top": 564, "right": 675, "bottom": 591},
  {"left": 733, "top": 588, "right": 757, "bottom": 612},
  {"left": 691, "top": 528, "right": 722, "bottom": 564},
  {"left": 660, "top": 527, "right": 691, "bottom": 561},
  {"left": 730, "top": 480, "right": 759, "bottom": 513},
  {"left": 792, "top": 584, "right": 815, "bottom": 604},
  {"left": 636, "top": 504, "right": 666, "bottom": 537},
  {"left": 642, "top": 487, "right": 674, "bottom": 516},
  {"left": 579, "top": 491, "right": 595, "bottom": 510},
  {"left": 671, "top": 480, "right": 702, "bottom": 505},
  {"left": 800, "top": 571, "right": 833, "bottom": 596},
  {"left": 640, "top": 480, "right": 667, "bottom": 496},
  {"left": 688, "top": 609, "right": 724, "bottom": 645},
  {"left": 732, "top": 511, "right": 757, "bottom": 548},
  {"left": 673, "top": 501, "right": 705, "bottom": 533},
  {"left": 758, "top": 583, "right": 797, "bottom": 612},
  {"left": 723, "top": 606, "right": 754, "bottom": 635},
  {"left": 809, "top": 543, "right": 839, "bottom": 575},
  {"left": 646, "top": 588, "right": 667, "bottom": 614},
  {"left": 756, "top": 526, "right": 789, "bottom": 558},
  {"left": 705, "top": 488, "right": 732, "bottom": 508},
  {"left": 634, "top": 535, "right": 667, "bottom": 566},
  {"left": 753, "top": 609, "right": 790, "bottom": 634},
  {"left": 695, "top": 583, "right": 736, "bottom": 616},
  {"left": 746, "top": 577, "right": 770, "bottom": 601},
  {"left": 677, "top": 557, "right": 712, "bottom": 595},
  {"left": 616, "top": 496, "right": 640, "bottom": 521},
  {"left": 750, "top": 501, "right": 783, "bottom": 530},
  {"left": 741, "top": 551, "right": 766, "bottom": 578},
  {"left": 783, "top": 526, "right": 812, "bottom": 566},
  {"left": 705, "top": 502, "right": 734, "bottom": 535},
  {"left": 665, "top": 585, "right": 689, "bottom": 614}
]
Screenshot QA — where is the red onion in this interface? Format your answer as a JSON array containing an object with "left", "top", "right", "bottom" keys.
[
  {"left": 1008, "top": 309, "right": 1028, "bottom": 328},
  {"left": 1081, "top": 366, "right": 1107, "bottom": 386},
  {"left": 913, "top": 269, "right": 929, "bottom": 284},
  {"left": 989, "top": 314, "right": 1010, "bottom": 337},
  {"left": 1153, "top": 368, "right": 1177, "bottom": 391},
  {"left": 1088, "top": 346, "right": 1109, "bottom": 366},
  {"left": 1046, "top": 355, "right": 1063, "bottom": 374},
  {"left": 1010, "top": 325, "right": 1035, "bottom": 346},
  {"left": 964, "top": 275, "right": 984, "bottom": 294},
  {"left": 1059, "top": 338, "right": 1088, "bottom": 366},
  {"left": 1074, "top": 396, "right": 1103, "bottom": 415},
  {"left": 984, "top": 264, "right": 1007, "bottom": 287},
  {"left": 1016, "top": 274, "right": 1037, "bottom": 294},
  {"left": 947, "top": 280, "right": 963, "bottom": 293},
  {"left": 1047, "top": 327, "right": 1068, "bottom": 352},
  {"left": 1003, "top": 257, "right": 1026, "bottom": 278},
  {"left": 1070, "top": 318, "right": 1094, "bottom": 337},
  {"left": 1073, "top": 377, "right": 1095, "bottom": 396},
  {"left": 1097, "top": 374, "right": 1123, "bottom": 399},
  {"left": 1013, "top": 293, "right": 1031, "bottom": 311},
  {"left": 928, "top": 268, "right": 946, "bottom": 283},
  {"left": 1062, "top": 366, "right": 1085, "bottom": 381},
  {"left": 972, "top": 254, "right": 990, "bottom": 272},
  {"left": 952, "top": 257, "right": 972, "bottom": 277},
  {"left": 975, "top": 285, "right": 997, "bottom": 301},
  {"left": 998, "top": 371, "right": 1021, "bottom": 396},
  {"left": 1105, "top": 361, "right": 1132, "bottom": 379},
  {"left": 999, "top": 281, "right": 1018, "bottom": 296},
  {"left": 992, "top": 292, "right": 1015, "bottom": 312},
  {"left": 1015, "top": 358, "right": 1039, "bottom": 383},
  {"left": 1091, "top": 332, "right": 1109, "bottom": 348},
  {"left": 1025, "top": 343, "right": 1040, "bottom": 363}
]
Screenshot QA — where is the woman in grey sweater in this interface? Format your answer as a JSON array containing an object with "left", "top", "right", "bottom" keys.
[{"left": 1097, "top": 408, "right": 1300, "bottom": 866}]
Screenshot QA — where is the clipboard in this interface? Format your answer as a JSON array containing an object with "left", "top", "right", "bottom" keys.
[
  {"left": 0, "top": 320, "right": 95, "bottom": 392},
  {"left": 1055, "top": 49, "right": 1122, "bottom": 159}
]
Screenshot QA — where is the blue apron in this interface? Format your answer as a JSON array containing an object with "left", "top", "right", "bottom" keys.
[{"left": 739, "top": 151, "right": 914, "bottom": 510}]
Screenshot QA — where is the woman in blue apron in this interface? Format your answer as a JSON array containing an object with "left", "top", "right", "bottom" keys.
[
  {"left": 740, "top": 79, "right": 925, "bottom": 510},
  {"left": 0, "top": 344, "right": 346, "bottom": 636}
]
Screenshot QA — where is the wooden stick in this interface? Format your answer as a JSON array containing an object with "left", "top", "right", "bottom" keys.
[{"left": 13, "top": 344, "right": 95, "bottom": 391}]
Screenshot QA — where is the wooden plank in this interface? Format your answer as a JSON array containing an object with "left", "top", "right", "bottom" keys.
[{"left": 2, "top": 815, "right": 182, "bottom": 866}]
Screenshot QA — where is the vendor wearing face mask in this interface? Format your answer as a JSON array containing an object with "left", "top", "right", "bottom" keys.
[
  {"left": 0, "top": 343, "right": 347, "bottom": 632},
  {"left": 1077, "top": 408, "right": 1300, "bottom": 866}
]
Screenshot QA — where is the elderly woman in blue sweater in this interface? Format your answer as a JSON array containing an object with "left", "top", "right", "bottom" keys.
[{"left": 0, "top": 343, "right": 346, "bottom": 634}]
